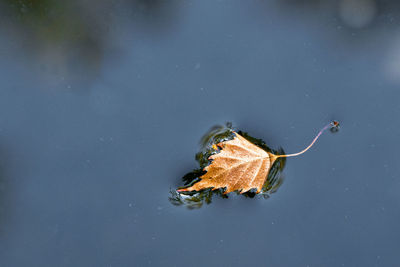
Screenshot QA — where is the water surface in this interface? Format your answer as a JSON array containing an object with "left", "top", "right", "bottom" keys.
[{"left": 0, "top": 0, "right": 399, "bottom": 266}]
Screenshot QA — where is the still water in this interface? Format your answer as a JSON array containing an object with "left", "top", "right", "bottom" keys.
[{"left": 0, "top": 0, "right": 399, "bottom": 266}]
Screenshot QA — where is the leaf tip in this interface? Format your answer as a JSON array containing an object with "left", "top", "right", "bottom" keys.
[{"left": 177, "top": 188, "right": 189, "bottom": 192}]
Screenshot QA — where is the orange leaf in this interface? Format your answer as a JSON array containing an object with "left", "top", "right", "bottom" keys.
[
  {"left": 179, "top": 132, "right": 276, "bottom": 194},
  {"left": 177, "top": 121, "right": 339, "bottom": 195}
]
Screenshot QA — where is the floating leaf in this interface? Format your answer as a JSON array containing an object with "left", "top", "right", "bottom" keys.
[
  {"left": 177, "top": 121, "right": 339, "bottom": 195},
  {"left": 169, "top": 126, "right": 285, "bottom": 208},
  {"left": 179, "top": 132, "right": 276, "bottom": 194}
]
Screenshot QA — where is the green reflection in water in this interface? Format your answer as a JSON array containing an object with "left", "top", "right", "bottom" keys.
[
  {"left": 0, "top": 0, "right": 107, "bottom": 85},
  {"left": 169, "top": 123, "right": 286, "bottom": 209}
]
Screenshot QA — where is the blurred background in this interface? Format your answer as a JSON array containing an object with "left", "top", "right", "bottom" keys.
[{"left": 0, "top": 0, "right": 399, "bottom": 266}]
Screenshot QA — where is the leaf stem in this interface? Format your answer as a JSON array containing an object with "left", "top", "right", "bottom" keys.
[{"left": 275, "top": 122, "right": 335, "bottom": 158}]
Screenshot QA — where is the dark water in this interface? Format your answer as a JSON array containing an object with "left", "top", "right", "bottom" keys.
[{"left": 1, "top": 0, "right": 399, "bottom": 266}]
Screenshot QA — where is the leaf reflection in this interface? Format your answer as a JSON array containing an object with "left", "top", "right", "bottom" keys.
[{"left": 169, "top": 123, "right": 286, "bottom": 209}]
